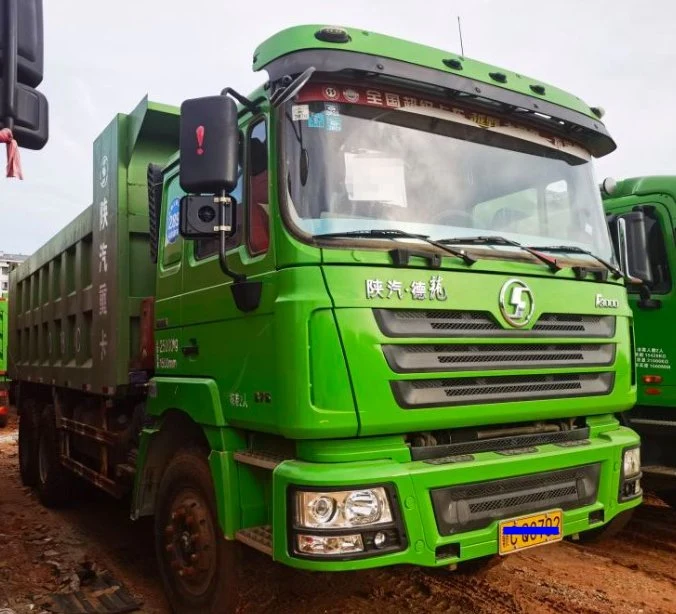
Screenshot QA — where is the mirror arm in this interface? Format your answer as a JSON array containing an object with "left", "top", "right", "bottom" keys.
[
  {"left": 625, "top": 276, "right": 662, "bottom": 310},
  {"left": 220, "top": 87, "right": 261, "bottom": 115},
  {"left": 216, "top": 192, "right": 245, "bottom": 283}
]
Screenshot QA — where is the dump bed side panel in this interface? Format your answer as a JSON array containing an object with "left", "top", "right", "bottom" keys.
[{"left": 8, "top": 99, "right": 179, "bottom": 394}]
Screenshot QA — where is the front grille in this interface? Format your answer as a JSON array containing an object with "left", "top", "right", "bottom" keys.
[
  {"left": 393, "top": 373, "right": 614, "bottom": 408},
  {"left": 374, "top": 309, "right": 616, "bottom": 338},
  {"left": 431, "top": 463, "right": 601, "bottom": 535},
  {"left": 383, "top": 343, "right": 615, "bottom": 373}
]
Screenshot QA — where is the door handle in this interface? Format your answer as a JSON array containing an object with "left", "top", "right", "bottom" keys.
[{"left": 181, "top": 339, "right": 199, "bottom": 357}]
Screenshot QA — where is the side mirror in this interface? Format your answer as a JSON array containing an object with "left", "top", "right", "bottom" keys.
[
  {"left": 616, "top": 211, "right": 652, "bottom": 284},
  {"left": 179, "top": 95, "right": 238, "bottom": 195},
  {"left": 179, "top": 194, "right": 234, "bottom": 239},
  {"left": 0, "top": 0, "right": 49, "bottom": 150}
]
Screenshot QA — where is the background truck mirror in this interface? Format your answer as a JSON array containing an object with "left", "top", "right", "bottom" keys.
[
  {"left": 179, "top": 194, "right": 234, "bottom": 239},
  {"left": 179, "top": 95, "right": 239, "bottom": 195},
  {"left": 617, "top": 211, "right": 653, "bottom": 284},
  {"left": 0, "top": 0, "right": 49, "bottom": 150}
]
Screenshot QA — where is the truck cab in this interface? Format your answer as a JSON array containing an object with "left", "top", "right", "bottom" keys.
[{"left": 603, "top": 176, "right": 676, "bottom": 506}]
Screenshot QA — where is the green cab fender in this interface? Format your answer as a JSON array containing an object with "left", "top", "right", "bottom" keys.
[
  {"left": 131, "top": 377, "right": 246, "bottom": 538},
  {"left": 146, "top": 377, "right": 227, "bottom": 425}
]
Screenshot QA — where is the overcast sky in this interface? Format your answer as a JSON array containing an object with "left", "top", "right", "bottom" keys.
[{"left": 0, "top": 0, "right": 673, "bottom": 254}]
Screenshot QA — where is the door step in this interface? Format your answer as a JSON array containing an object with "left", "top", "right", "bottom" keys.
[
  {"left": 234, "top": 450, "right": 289, "bottom": 470},
  {"left": 236, "top": 525, "right": 272, "bottom": 555}
]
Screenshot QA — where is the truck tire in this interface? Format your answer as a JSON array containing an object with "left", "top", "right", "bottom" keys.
[
  {"left": 575, "top": 509, "right": 634, "bottom": 543},
  {"left": 36, "top": 405, "right": 72, "bottom": 507},
  {"left": 18, "top": 400, "right": 40, "bottom": 487},
  {"left": 154, "top": 448, "right": 239, "bottom": 614}
]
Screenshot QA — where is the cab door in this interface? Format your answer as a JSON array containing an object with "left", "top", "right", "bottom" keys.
[
  {"left": 610, "top": 196, "right": 676, "bottom": 393},
  {"left": 154, "top": 171, "right": 186, "bottom": 376},
  {"left": 180, "top": 116, "right": 279, "bottom": 431}
]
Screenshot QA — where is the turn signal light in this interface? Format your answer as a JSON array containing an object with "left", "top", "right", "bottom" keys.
[{"left": 642, "top": 375, "right": 663, "bottom": 384}]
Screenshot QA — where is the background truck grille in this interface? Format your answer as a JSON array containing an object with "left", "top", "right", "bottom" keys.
[
  {"left": 383, "top": 343, "right": 615, "bottom": 373},
  {"left": 431, "top": 463, "right": 600, "bottom": 535},
  {"left": 374, "top": 309, "right": 616, "bottom": 338},
  {"left": 393, "top": 373, "right": 614, "bottom": 408}
]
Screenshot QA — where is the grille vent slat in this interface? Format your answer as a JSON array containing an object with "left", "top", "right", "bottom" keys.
[
  {"left": 383, "top": 343, "right": 615, "bottom": 373},
  {"left": 375, "top": 309, "right": 616, "bottom": 338},
  {"left": 393, "top": 373, "right": 614, "bottom": 408}
]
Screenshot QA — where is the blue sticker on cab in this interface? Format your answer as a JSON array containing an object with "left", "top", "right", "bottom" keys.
[
  {"left": 166, "top": 197, "right": 180, "bottom": 244},
  {"left": 308, "top": 112, "right": 326, "bottom": 128},
  {"left": 326, "top": 115, "right": 342, "bottom": 132}
]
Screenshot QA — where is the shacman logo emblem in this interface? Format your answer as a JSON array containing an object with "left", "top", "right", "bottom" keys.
[{"left": 499, "top": 279, "right": 535, "bottom": 328}]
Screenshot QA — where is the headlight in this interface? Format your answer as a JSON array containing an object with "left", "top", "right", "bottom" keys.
[
  {"left": 623, "top": 447, "right": 641, "bottom": 478},
  {"left": 295, "top": 487, "right": 393, "bottom": 529}
]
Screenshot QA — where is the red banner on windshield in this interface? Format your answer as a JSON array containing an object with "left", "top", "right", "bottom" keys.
[{"left": 294, "top": 83, "right": 587, "bottom": 158}]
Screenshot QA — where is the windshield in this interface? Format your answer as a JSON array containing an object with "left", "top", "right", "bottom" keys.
[{"left": 281, "top": 82, "right": 615, "bottom": 261}]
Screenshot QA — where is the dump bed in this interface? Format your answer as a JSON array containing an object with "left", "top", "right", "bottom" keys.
[{"left": 8, "top": 98, "right": 179, "bottom": 395}]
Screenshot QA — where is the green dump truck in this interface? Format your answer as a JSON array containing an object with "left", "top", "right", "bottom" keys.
[
  {"left": 0, "top": 298, "right": 8, "bottom": 427},
  {"left": 10, "top": 25, "right": 642, "bottom": 613},
  {"left": 603, "top": 176, "right": 676, "bottom": 507}
]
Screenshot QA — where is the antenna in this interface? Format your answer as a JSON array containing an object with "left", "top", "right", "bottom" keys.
[{"left": 457, "top": 16, "right": 465, "bottom": 58}]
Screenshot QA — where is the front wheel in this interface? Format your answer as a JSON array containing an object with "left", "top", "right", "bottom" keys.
[
  {"left": 575, "top": 509, "right": 634, "bottom": 543},
  {"left": 154, "top": 448, "right": 239, "bottom": 614}
]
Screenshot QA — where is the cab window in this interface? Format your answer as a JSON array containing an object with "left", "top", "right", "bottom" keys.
[
  {"left": 194, "top": 135, "right": 244, "bottom": 260},
  {"left": 247, "top": 120, "right": 269, "bottom": 255}
]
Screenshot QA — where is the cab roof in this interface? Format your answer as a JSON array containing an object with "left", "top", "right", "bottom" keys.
[{"left": 254, "top": 25, "right": 601, "bottom": 122}]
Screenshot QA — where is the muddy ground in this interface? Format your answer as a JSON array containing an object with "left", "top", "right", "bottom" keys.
[{"left": 0, "top": 410, "right": 674, "bottom": 614}]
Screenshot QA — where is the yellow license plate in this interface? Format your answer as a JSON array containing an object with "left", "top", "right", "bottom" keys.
[{"left": 498, "top": 509, "right": 563, "bottom": 555}]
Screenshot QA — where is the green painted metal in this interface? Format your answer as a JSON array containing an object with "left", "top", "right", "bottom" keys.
[
  {"left": 272, "top": 423, "right": 640, "bottom": 569},
  {"left": 0, "top": 299, "right": 7, "bottom": 376},
  {"left": 7, "top": 98, "right": 179, "bottom": 394},
  {"left": 254, "top": 25, "right": 603, "bottom": 121},
  {"left": 603, "top": 176, "right": 676, "bottom": 406}
]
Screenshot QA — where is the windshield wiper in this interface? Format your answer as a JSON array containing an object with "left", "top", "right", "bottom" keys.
[
  {"left": 313, "top": 229, "right": 477, "bottom": 265},
  {"left": 527, "top": 245, "right": 623, "bottom": 280},
  {"left": 437, "top": 235, "right": 560, "bottom": 273}
]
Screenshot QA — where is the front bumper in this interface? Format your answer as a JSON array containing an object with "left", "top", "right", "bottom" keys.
[{"left": 270, "top": 425, "right": 641, "bottom": 571}]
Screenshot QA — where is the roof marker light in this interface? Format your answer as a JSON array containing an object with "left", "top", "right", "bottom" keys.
[
  {"left": 315, "top": 27, "right": 351, "bottom": 44},
  {"left": 443, "top": 58, "right": 463, "bottom": 71}
]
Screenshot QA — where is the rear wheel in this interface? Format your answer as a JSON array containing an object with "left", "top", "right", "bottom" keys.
[
  {"left": 36, "top": 405, "right": 72, "bottom": 507},
  {"left": 576, "top": 509, "right": 634, "bottom": 543},
  {"left": 154, "top": 448, "right": 239, "bottom": 614},
  {"left": 18, "top": 399, "right": 40, "bottom": 486}
]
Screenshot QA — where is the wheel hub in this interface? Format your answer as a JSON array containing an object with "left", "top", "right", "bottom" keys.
[{"left": 163, "top": 492, "right": 216, "bottom": 594}]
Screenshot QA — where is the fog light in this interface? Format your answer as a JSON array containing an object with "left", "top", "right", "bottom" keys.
[
  {"left": 622, "top": 447, "right": 641, "bottom": 478},
  {"left": 296, "top": 533, "right": 364, "bottom": 555},
  {"left": 373, "top": 531, "right": 387, "bottom": 549}
]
